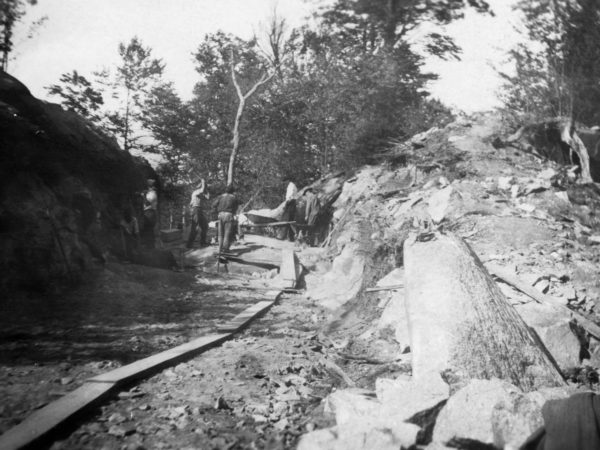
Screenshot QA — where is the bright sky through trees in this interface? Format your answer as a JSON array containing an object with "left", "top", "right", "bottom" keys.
[{"left": 10, "top": 0, "right": 520, "bottom": 113}]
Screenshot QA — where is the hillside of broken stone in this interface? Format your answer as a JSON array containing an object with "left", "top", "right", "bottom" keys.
[{"left": 297, "top": 113, "right": 600, "bottom": 449}]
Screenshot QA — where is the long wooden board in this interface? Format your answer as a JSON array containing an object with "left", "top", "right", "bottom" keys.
[
  {"left": 88, "top": 333, "right": 230, "bottom": 384},
  {"left": 0, "top": 382, "right": 115, "bottom": 450},
  {"left": 217, "top": 297, "right": 279, "bottom": 332},
  {"left": 0, "top": 292, "right": 282, "bottom": 450},
  {"left": 242, "top": 221, "right": 296, "bottom": 228},
  {"left": 365, "top": 284, "right": 404, "bottom": 293},
  {"left": 242, "top": 234, "right": 296, "bottom": 250},
  {"left": 223, "top": 255, "right": 280, "bottom": 270}
]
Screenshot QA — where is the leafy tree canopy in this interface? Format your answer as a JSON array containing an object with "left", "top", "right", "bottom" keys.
[
  {"left": 501, "top": 0, "right": 600, "bottom": 125},
  {"left": 46, "top": 70, "right": 104, "bottom": 121},
  {"left": 0, "top": 0, "right": 38, "bottom": 70},
  {"left": 45, "top": 0, "right": 489, "bottom": 206}
]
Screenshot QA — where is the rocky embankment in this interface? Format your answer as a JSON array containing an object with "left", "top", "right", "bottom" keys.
[
  {"left": 0, "top": 73, "right": 153, "bottom": 294},
  {"left": 300, "top": 113, "right": 600, "bottom": 449}
]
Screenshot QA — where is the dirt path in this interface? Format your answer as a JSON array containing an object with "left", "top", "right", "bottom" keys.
[
  {"left": 0, "top": 239, "right": 369, "bottom": 449},
  {"left": 46, "top": 292, "right": 334, "bottom": 449}
]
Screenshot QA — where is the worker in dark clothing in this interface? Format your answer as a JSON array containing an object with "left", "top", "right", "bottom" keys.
[
  {"left": 303, "top": 187, "right": 321, "bottom": 246},
  {"left": 521, "top": 392, "right": 600, "bottom": 450},
  {"left": 212, "top": 184, "right": 239, "bottom": 253},
  {"left": 119, "top": 207, "right": 139, "bottom": 261}
]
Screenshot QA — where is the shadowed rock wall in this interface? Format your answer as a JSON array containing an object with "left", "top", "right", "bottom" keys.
[{"left": 0, "top": 72, "right": 154, "bottom": 293}]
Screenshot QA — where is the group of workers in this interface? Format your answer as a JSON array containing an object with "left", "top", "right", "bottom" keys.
[
  {"left": 186, "top": 179, "right": 239, "bottom": 253},
  {"left": 186, "top": 177, "right": 321, "bottom": 251},
  {"left": 119, "top": 177, "right": 320, "bottom": 262},
  {"left": 119, "top": 177, "right": 239, "bottom": 259},
  {"left": 282, "top": 180, "right": 321, "bottom": 245}
]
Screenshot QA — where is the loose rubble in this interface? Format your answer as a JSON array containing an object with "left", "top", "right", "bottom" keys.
[{"left": 300, "top": 113, "right": 600, "bottom": 449}]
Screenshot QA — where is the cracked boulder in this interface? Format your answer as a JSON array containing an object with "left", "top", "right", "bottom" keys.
[{"left": 432, "top": 378, "right": 521, "bottom": 446}]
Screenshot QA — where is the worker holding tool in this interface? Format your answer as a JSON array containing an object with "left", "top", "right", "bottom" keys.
[
  {"left": 186, "top": 178, "right": 209, "bottom": 249},
  {"left": 212, "top": 184, "right": 239, "bottom": 254}
]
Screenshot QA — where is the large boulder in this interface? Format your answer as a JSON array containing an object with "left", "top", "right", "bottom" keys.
[
  {"left": 432, "top": 378, "right": 521, "bottom": 446},
  {"left": 427, "top": 186, "right": 456, "bottom": 224},
  {"left": 306, "top": 214, "right": 376, "bottom": 310},
  {"left": 303, "top": 374, "right": 451, "bottom": 450},
  {"left": 306, "top": 240, "right": 366, "bottom": 310},
  {"left": 300, "top": 388, "right": 422, "bottom": 450},
  {"left": 375, "top": 373, "right": 450, "bottom": 421}
]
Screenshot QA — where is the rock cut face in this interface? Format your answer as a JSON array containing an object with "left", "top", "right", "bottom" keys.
[{"left": 0, "top": 72, "right": 153, "bottom": 293}]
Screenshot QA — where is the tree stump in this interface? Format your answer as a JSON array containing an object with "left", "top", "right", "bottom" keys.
[{"left": 404, "top": 232, "right": 565, "bottom": 391}]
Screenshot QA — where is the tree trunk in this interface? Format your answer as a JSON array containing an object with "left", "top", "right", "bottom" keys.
[
  {"left": 228, "top": 98, "right": 244, "bottom": 186},
  {"left": 503, "top": 118, "right": 594, "bottom": 182},
  {"left": 228, "top": 55, "right": 274, "bottom": 187},
  {"left": 404, "top": 232, "right": 565, "bottom": 392},
  {"left": 124, "top": 87, "right": 131, "bottom": 152},
  {"left": 561, "top": 120, "right": 593, "bottom": 183}
]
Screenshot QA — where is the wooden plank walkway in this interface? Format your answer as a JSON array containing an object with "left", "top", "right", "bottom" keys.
[
  {"left": 0, "top": 291, "right": 282, "bottom": 450},
  {"left": 223, "top": 255, "right": 280, "bottom": 270},
  {"left": 242, "top": 234, "right": 296, "bottom": 250},
  {"left": 217, "top": 297, "right": 279, "bottom": 332},
  {"left": 88, "top": 333, "right": 231, "bottom": 384},
  {"left": 0, "top": 382, "right": 115, "bottom": 450}
]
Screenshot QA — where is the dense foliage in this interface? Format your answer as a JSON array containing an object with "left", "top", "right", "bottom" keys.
[
  {"left": 0, "top": 0, "right": 40, "bottom": 70},
  {"left": 501, "top": 0, "right": 600, "bottom": 126},
  {"left": 45, "top": 0, "right": 492, "bottom": 206}
]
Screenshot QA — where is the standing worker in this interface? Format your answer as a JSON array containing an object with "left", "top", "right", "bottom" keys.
[
  {"left": 280, "top": 177, "right": 298, "bottom": 240},
  {"left": 303, "top": 187, "right": 321, "bottom": 246},
  {"left": 141, "top": 179, "right": 158, "bottom": 249},
  {"left": 119, "top": 207, "right": 139, "bottom": 260},
  {"left": 186, "top": 178, "right": 209, "bottom": 249},
  {"left": 285, "top": 178, "right": 298, "bottom": 202},
  {"left": 212, "top": 184, "right": 239, "bottom": 254}
]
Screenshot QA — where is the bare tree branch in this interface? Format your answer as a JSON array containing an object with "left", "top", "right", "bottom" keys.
[
  {"left": 227, "top": 49, "right": 275, "bottom": 186},
  {"left": 230, "top": 49, "right": 244, "bottom": 100}
]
